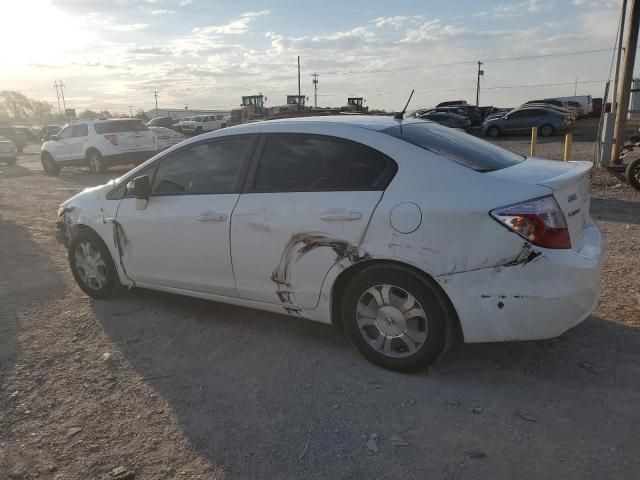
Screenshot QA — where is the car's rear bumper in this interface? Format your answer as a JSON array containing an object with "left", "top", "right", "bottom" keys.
[{"left": 436, "top": 221, "right": 603, "bottom": 343}]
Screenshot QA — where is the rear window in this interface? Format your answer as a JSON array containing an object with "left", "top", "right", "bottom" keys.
[
  {"left": 383, "top": 122, "right": 524, "bottom": 172},
  {"left": 94, "top": 120, "right": 149, "bottom": 134}
]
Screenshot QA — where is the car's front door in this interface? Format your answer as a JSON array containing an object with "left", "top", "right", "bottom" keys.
[
  {"left": 50, "top": 125, "right": 74, "bottom": 161},
  {"left": 231, "top": 133, "right": 396, "bottom": 311},
  {"left": 115, "top": 135, "right": 256, "bottom": 295},
  {"left": 66, "top": 124, "right": 89, "bottom": 161}
]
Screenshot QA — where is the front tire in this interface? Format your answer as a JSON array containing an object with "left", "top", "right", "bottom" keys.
[
  {"left": 196, "top": 127, "right": 203, "bottom": 135},
  {"left": 87, "top": 150, "right": 107, "bottom": 173},
  {"left": 69, "top": 230, "right": 122, "bottom": 299},
  {"left": 539, "top": 124, "right": 555, "bottom": 137},
  {"left": 626, "top": 157, "right": 640, "bottom": 191},
  {"left": 41, "top": 153, "right": 60, "bottom": 175},
  {"left": 487, "top": 125, "right": 500, "bottom": 138},
  {"left": 341, "top": 264, "right": 450, "bottom": 372}
]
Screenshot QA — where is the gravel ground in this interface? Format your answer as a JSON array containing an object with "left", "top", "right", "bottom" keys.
[{"left": 1, "top": 138, "right": 639, "bottom": 480}]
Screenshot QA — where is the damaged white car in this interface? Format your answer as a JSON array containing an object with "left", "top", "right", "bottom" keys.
[{"left": 56, "top": 116, "right": 603, "bottom": 372}]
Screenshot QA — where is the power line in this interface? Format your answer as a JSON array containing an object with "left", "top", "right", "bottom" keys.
[{"left": 315, "top": 47, "right": 617, "bottom": 76}]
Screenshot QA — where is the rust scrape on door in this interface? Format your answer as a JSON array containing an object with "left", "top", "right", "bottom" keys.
[
  {"left": 272, "top": 232, "right": 369, "bottom": 315},
  {"left": 112, "top": 219, "right": 133, "bottom": 284}
]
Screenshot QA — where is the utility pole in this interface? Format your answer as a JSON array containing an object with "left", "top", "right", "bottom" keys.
[
  {"left": 58, "top": 81, "right": 67, "bottom": 111},
  {"left": 476, "top": 61, "right": 484, "bottom": 107},
  {"left": 574, "top": 78, "right": 578, "bottom": 96},
  {"left": 53, "top": 81, "right": 62, "bottom": 118},
  {"left": 612, "top": 0, "right": 640, "bottom": 164},
  {"left": 153, "top": 90, "right": 159, "bottom": 118},
  {"left": 612, "top": 0, "right": 628, "bottom": 115},
  {"left": 297, "top": 56, "right": 301, "bottom": 112},
  {"left": 128, "top": 105, "right": 134, "bottom": 118},
  {"left": 312, "top": 73, "right": 319, "bottom": 108}
]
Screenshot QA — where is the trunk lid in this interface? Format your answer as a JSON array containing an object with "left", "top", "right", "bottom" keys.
[{"left": 488, "top": 158, "right": 592, "bottom": 248}]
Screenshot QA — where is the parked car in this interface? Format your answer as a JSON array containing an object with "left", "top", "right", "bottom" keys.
[
  {"left": 436, "top": 105, "right": 483, "bottom": 126},
  {"left": 173, "top": 117, "right": 193, "bottom": 133},
  {"left": 56, "top": 116, "right": 602, "bottom": 372},
  {"left": 552, "top": 95, "right": 593, "bottom": 116},
  {"left": 482, "top": 107, "right": 570, "bottom": 137},
  {"left": 41, "top": 125, "right": 62, "bottom": 142},
  {"left": 149, "top": 126, "right": 185, "bottom": 151},
  {"left": 0, "top": 135, "right": 17, "bottom": 165},
  {"left": 436, "top": 100, "right": 468, "bottom": 108},
  {"left": 147, "top": 116, "right": 178, "bottom": 129},
  {"left": 41, "top": 119, "right": 156, "bottom": 175},
  {"left": 523, "top": 100, "right": 577, "bottom": 121},
  {"left": 13, "top": 126, "right": 38, "bottom": 142},
  {"left": 0, "top": 126, "right": 27, "bottom": 153},
  {"left": 181, "top": 115, "right": 228, "bottom": 135},
  {"left": 417, "top": 111, "right": 471, "bottom": 130}
]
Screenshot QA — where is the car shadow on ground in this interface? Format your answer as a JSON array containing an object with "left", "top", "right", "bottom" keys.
[
  {"left": 90, "top": 287, "right": 640, "bottom": 478},
  {"left": 0, "top": 218, "right": 67, "bottom": 479},
  {"left": 0, "top": 164, "right": 32, "bottom": 178},
  {"left": 591, "top": 197, "right": 640, "bottom": 225}
]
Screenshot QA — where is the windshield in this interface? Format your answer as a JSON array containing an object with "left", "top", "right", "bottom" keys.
[{"left": 383, "top": 122, "right": 525, "bottom": 172}]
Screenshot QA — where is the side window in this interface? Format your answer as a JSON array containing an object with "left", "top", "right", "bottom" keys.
[
  {"left": 253, "top": 134, "right": 396, "bottom": 192},
  {"left": 346, "top": 144, "right": 395, "bottom": 189},
  {"left": 254, "top": 135, "right": 352, "bottom": 192},
  {"left": 151, "top": 137, "right": 253, "bottom": 195},
  {"left": 71, "top": 124, "right": 88, "bottom": 137},
  {"left": 57, "top": 126, "right": 73, "bottom": 139}
]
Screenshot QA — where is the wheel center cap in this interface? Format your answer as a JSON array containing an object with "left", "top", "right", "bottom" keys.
[{"left": 376, "top": 305, "right": 405, "bottom": 337}]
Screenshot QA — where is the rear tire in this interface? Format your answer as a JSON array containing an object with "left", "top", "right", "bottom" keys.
[
  {"left": 41, "top": 153, "right": 60, "bottom": 176},
  {"left": 341, "top": 264, "right": 451, "bottom": 372},
  {"left": 69, "top": 230, "right": 122, "bottom": 299},
  {"left": 626, "top": 157, "right": 640, "bottom": 191},
  {"left": 487, "top": 126, "right": 500, "bottom": 138},
  {"left": 540, "top": 124, "right": 555, "bottom": 137},
  {"left": 6, "top": 157, "right": 16, "bottom": 166},
  {"left": 87, "top": 150, "right": 107, "bottom": 173}
]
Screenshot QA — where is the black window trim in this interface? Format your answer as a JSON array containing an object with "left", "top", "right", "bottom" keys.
[
  {"left": 106, "top": 134, "right": 258, "bottom": 200},
  {"left": 243, "top": 132, "right": 398, "bottom": 194}
]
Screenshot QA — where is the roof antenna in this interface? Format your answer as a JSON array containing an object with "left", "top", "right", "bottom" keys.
[{"left": 394, "top": 89, "right": 415, "bottom": 120}]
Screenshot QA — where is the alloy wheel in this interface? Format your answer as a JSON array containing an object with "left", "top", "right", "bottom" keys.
[
  {"left": 74, "top": 241, "right": 108, "bottom": 290},
  {"left": 355, "top": 284, "right": 428, "bottom": 358}
]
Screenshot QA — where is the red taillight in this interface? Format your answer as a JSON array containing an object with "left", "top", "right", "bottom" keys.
[
  {"left": 491, "top": 196, "right": 571, "bottom": 249},
  {"left": 104, "top": 134, "right": 118, "bottom": 145}
]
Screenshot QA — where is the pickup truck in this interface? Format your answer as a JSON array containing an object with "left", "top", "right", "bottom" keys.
[{"left": 180, "top": 115, "right": 227, "bottom": 135}]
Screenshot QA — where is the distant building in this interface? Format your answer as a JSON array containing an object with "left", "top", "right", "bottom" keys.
[{"left": 145, "top": 107, "right": 231, "bottom": 120}]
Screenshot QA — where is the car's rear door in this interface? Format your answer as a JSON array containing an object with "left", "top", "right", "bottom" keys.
[
  {"left": 230, "top": 133, "right": 396, "bottom": 311},
  {"left": 115, "top": 135, "right": 256, "bottom": 295}
]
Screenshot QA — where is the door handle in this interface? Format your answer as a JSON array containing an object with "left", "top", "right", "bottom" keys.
[
  {"left": 319, "top": 209, "right": 362, "bottom": 221},
  {"left": 196, "top": 212, "right": 227, "bottom": 223}
]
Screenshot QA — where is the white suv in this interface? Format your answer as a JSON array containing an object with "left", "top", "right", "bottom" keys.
[
  {"left": 180, "top": 115, "right": 227, "bottom": 136},
  {"left": 41, "top": 119, "right": 156, "bottom": 175}
]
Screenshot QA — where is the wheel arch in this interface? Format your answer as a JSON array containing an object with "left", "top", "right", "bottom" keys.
[{"left": 329, "top": 258, "right": 464, "bottom": 345}]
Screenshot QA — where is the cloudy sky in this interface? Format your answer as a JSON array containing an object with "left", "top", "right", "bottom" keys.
[{"left": 0, "top": 0, "right": 625, "bottom": 113}]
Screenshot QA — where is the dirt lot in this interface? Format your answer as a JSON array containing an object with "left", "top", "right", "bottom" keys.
[{"left": 1, "top": 138, "right": 639, "bottom": 480}]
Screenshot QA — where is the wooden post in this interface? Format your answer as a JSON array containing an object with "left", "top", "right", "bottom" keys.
[
  {"left": 612, "top": 0, "right": 640, "bottom": 163},
  {"left": 530, "top": 127, "right": 538, "bottom": 156},
  {"left": 563, "top": 133, "right": 573, "bottom": 161}
]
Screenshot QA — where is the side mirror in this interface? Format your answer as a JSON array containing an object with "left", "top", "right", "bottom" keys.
[
  {"left": 50, "top": 135, "right": 58, "bottom": 141},
  {"left": 127, "top": 175, "right": 150, "bottom": 198}
]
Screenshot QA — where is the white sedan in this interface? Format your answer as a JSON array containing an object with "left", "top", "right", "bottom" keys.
[
  {"left": 56, "top": 116, "right": 603, "bottom": 372},
  {"left": 0, "top": 135, "right": 17, "bottom": 165}
]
